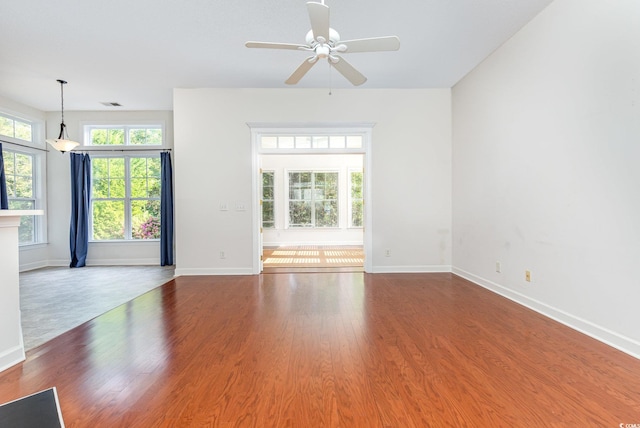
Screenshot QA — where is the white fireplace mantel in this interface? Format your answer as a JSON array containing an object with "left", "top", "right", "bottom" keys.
[{"left": 0, "top": 210, "right": 44, "bottom": 372}]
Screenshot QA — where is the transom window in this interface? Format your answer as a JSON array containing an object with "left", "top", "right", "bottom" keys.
[
  {"left": 0, "top": 113, "right": 33, "bottom": 142},
  {"left": 85, "top": 125, "right": 163, "bottom": 146},
  {"left": 288, "top": 171, "right": 338, "bottom": 228},
  {"left": 260, "top": 134, "right": 362, "bottom": 150},
  {"left": 91, "top": 156, "right": 161, "bottom": 240}
]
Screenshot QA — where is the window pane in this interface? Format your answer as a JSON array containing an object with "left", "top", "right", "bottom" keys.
[
  {"left": 312, "top": 136, "right": 328, "bottom": 149},
  {"left": 289, "top": 172, "right": 311, "bottom": 200},
  {"left": 315, "top": 201, "right": 338, "bottom": 227},
  {"left": 279, "top": 136, "right": 294, "bottom": 149},
  {"left": 3, "top": 151, "right": 15, "bottom": 174},
  {"left": 129, "top": 128, "right": 162, "bottom": 145},
  {"left": 9, "top": 200, "right": 35, "bottom": 244},
  {"left": 15, "top": 120, "right": 32, "bottom": 141},
  {"left": 147, "top": 129, "right": 162, "bottom": 145},
  {"left": 90, "top": 129, "right": 108, "bottom": 145},
  {"left": 132, "top": 200, "right": 161, "bottom": 239},
  {"left": 0, "top": 117, "right": 13, "bottom": 137},
  {"left": 289, "top": 201, "right": 311, "bottom": 227},
  {"left": 295, "top": 136, "right": 311, "bottom": 149},
  {"left": 5, "top": 174, "right": 15, "bottom": 197},
  {"left": 351, "top": 172, "right": 363, "bottom": 198},
  {"left": 352, "top": 200, "right": 363, "bottom": 227},
  {"left": 261, "top": 136, "right": 277, "bottom": 149},
  {"left": 263, "top": 185, "right": 274, "bottom": 200},
  {"left": 262, "top": 171, "right": 274, "bottom": 187},
  {"left": 350, "top": 171, "right": 363, "bottom": 227},
  {"left": 15, "top": 176, "right": 33, "bottom": 198},
  {"left": 109, "top": 128, "right": 125, "bottom": 145},
  {"left": 262, "top": 201, "right": 274, "bottom": 228},
  {"left": 108, "top": 158, "right": 126, "bottom": 198},
  {"left": 15, "top": 153, "right": 32, "bottom": 175},
  {"left": 147, "top": 157, "right": 161, "bottom": 176},
  {"left": 346, "top": 136, "right": 363, "bottom": 148},
  {"left": 129, "top": 129, "right": 146, "bottom": 145},
  {"left": 92, "top": 200, "right": 125, "bottom": 240},
  {"left": 148, "top": 178, "right": 161, "bottom": 198},
  {"left": 329, "top": 136, "right": 345, "bottom": 148}
]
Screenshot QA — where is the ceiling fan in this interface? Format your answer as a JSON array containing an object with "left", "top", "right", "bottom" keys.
[{"left": 245, "top": 1, "right": 400, "bottom": 86}]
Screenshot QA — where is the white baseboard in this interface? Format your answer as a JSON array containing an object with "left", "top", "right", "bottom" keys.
[
  {"left": 452, "top": 267, "right": 640, "bottom": 360},
  {"left": 47, "top": 258, "right": 160, "bottom": 267},
  {"left": 174, "top": 267, "right": 254, "bottom": 276},
  {"left": 19, "top": 260, "right": 48, "bottom": 272},
  {"left": 0, "top": 345, "right": 25, "bottom": 374},
  {"left": 372, "top": 265, "right": 452, "bottom": 273}
]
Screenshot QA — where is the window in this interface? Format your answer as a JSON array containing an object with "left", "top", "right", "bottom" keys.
[
  {"left": 85, "top": 125, "right": 163, "bottom": 146},
  {"left": 262, "top": 171, "right": 275, "bottom": 229},
  {"left": 1, "top": 110, "right": 43, "bottom": 245},
  {"left": 288, "top": 171, "right": 338, "bottom": 228},
  {"left": 2, "top": 149, "right": 37, "bottom": 244},
  {"left": 0, "top": 113, "right": 32, "bottom": 142},
  {"left": 260, "top": 134, "right": 363, "bottom": 150},
  {"left": 91, "top": 156, "right": 161, "bottom": 240},
  {"left": 350, "top": 170, "right": 363, "bottom": 228}
]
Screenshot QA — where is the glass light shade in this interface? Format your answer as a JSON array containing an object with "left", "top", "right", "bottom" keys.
[{"left": 46, "top": 138, "right": 80, "bottom": 153}]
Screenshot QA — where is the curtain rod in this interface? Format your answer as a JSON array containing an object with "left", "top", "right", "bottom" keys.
[
  {"left": 0, "top": 138, "right": 49, "bottom": 153},
  {"left": 75, "top": 148, "right": 172, "bottom": 153}
]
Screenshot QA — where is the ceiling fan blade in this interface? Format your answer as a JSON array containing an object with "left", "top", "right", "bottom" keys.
[
  {"left": 338, "top": 36, "right": 400, "bottom": 53},
  {"left": 285, "top": 57, "right": 318, "bottom": 85},
  {"left": 307, "top": 2, "right": 330, "bottom": 42},
  {"left": 331, "top": 56, "right": 367, "bottom": 86},
  {"left": 245, "top": 41, "right": 307, "bottom": 50}
]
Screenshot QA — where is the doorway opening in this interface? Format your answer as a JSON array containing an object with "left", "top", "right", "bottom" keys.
[{"left": 250, "top": 124, "right": 373, "bottom": 274}]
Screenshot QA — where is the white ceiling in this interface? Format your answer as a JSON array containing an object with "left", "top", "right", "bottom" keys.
[{"left": 0, "top": 0, "right": 553, "bottom": 112}]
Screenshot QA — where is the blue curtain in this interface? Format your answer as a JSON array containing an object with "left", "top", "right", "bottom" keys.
[
  {"left": 0, "top": 143, "right": 8, "bottom": 209},
  {"left": 160, "top": 151, "right": 174, "bottom": 266},
  {"left": 69, "top": 153, "right": 91, "bottom": 268}
]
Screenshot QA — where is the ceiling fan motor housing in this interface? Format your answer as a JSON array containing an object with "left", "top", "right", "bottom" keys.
[{"left": 306, "top": 28, "right": 340, "bottom": 46}]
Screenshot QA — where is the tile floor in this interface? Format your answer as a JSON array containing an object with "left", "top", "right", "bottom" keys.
[{"left": 19, "top": 265, "right": 175, "bottom": 351}]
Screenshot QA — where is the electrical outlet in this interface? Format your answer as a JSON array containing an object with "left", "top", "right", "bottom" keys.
[
  {"left": 385, "top": 249, "right": 391, "bottom": 257},
  {"left": 496, "top": 262, "right": 501, "bottom": 273},
  {"left": 525, "top": 270, "right": 531, "bottom": 282}
]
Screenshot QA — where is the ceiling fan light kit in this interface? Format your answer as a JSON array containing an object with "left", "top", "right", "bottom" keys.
[{"left": 245, "top": 1, "right": 399, "bottom": 86}]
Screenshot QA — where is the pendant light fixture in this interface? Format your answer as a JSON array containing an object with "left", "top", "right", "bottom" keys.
[{"left": 46, "top": 79, "right": 80, "bottom": 153}]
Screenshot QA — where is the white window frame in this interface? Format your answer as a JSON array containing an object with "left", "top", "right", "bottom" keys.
[
  {"left": 285, "top": 169, "right": 340, "bottom": 229},
  {"left": 82, "top": 122, "right": 166, "bottom": 149},
  {"left": 89, "top": 154, "right": 161, "bottom": 242},
  {"left": 261, "top": 170, "right": 275, "bottom": 229},
  {"left": 348, "top": 168, "right": 364, "bottom": 229}
]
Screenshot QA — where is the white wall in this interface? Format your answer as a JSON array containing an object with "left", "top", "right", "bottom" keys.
[
  {"left": 452, "top": 0, "right": 640, "bottom": 357},
  {"left": 261, "top": 154, "right": 364, "bottom": 246},
  {"left": 45, "top": 110, "right": 174, "bottom": 267},
  {"left": 173, "top": 88, "right": 452, "bottom": 275}
]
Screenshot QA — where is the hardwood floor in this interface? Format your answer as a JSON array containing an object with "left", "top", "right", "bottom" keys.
[
  {"left": 262, "top": 245, "right": 364, "bottom": 273},
  {"left": 1, "top": 273, "right": 639, "bottom": 426}
]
